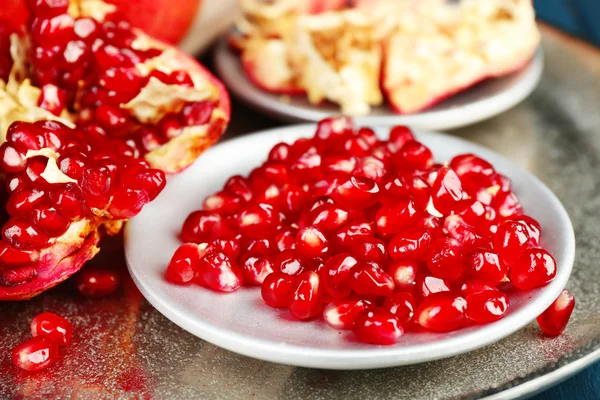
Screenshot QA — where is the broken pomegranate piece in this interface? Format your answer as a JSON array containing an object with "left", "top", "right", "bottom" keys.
[{"left": 167, "top": 118, "right": 565, "bottom": 344}]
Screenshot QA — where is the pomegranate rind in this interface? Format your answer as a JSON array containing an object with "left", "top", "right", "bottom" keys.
[{"left": 0, "top": 228, "right": 101, "bottom": 300}]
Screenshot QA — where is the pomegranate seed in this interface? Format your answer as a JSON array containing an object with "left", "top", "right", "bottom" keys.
[
  {"left": 180, "top": 211, "right": 227, "bottom": 243},
  {"left": 334, "top": 219, "right": 374, "bottom": 248},
  {"left": 165, "top": 243, "right": 204, "bottom": 284},
  {"left": 31, "top": 205, "right": 70, "bottom": 237},
  {"left": 275, "top": 250, "right": 304, "bottom": 276},
  {"left": 333, "top": 175, "right": 379, "bottom": 209},
  {"left": 182, "top": 101, "right": 215, "bottom": 125},
  {"left": 240, "top": 254, "right": 274, "bottom": 286},
  {"left": 289, "top": 152, "right": 321, "bottom": 182},
  {"left": 305, "top": 203, "right": 349, "bottom": 232},
  {"left": 350, "top": 263, "right": 395, "bottom": 297},
  {"left": 509, "top": 248, "right": 557, "bottom": 290},
  {"left": 38, "top": 84, "right": 66, "bottom": 116},
  {"left": 237, "top": 202, "right": 278, "bottom": 239},
  {"left": 387, "top": 260, "right": 418, "bottom": 292},
  {"left": 295, "top": 226, "right": 329, "bottom": 259},
  {"left": 383, "top": 292, "right": 416, "bottom": 325},
  {"left": 537, "top": 290, "right": 575, "bottom": 336},
  {"left": 388, "top": 229, "right": 432, "bottom": 260},
  {"left": 493, "top": 192, "right": 523, "bottom": 219},
  {"left": 30, "top": 312, "right": 72, "bottom": 346},
  {"left": 427, "top": 238, "right": 464, "bottom": 281},
  {"left": 514, "top": 216, "right": 541, "bottom": 247},
  {"left": 323, "top": 298, "right": 374, "bottom": 330},
  {"left": 240, "top": 237, "right": 272, "bottom": 256},
  {"left": 408, "top": 175, "right": 431, "bottom": 210},
  {"left": 322, "top": 154, "right": 357, "bottom": 176},
  {"left": 395, "top": 140, "right": 433, "bottom": 171},
  {"left": 315, "top": 116, "right": 353, "bottom": 145},
  {"left": 466, "top": 290, "right": 509, "bottom": 322},
  {"left": 261, "top": 272, "right": 297, "bottom": 308},
  {"left": 375, "top": 197, "right": 417, "bottom": 236},
  {"left": 492, "top": 220, "right": 533, "bottom": 266},
  {"left": 431, "top": 167, "right": 464, "bottom": 215},
  {"left": 31, "top": 15, "right": 75, "bottom": 47},
  {"left": 321, "top": 253, "right": 358, "bottom": 299},
  {"left": 352, "top": 308, "right": 404, "bottom": 345},
  {"left": 49, "top": 183, "right": 86, "bottom": 220},
  {"left": 224, "top": 175, "right": 253, "bottom": 202},
  {"left": 416, "top": 293, "right": 467, "bottom": 332},
  {"left": 268, "top": 143, "right": 291, "bottom": 164},
  {"left": 289, "top": 271, "right": 323, "bottom": 320},
  {"left": 12, "top": 336, "right": 59, "bottom": 372},
  {"left": 465, "top": 249, "right": 506, "bottom": 284},
  {"left": 416, "top": 275, "right": 451, "bottom": 298},
  {"left": 344, "top": 136, "right": 371, "bottom": 157},
  {"left": 449, "top": 154, "right": 495, "bottom": 190},
  {"left": 203, "top": 191, "right": 241, "bottom": 216},
  {"left": 353, "top": 156, "right": 386, "bottom": 182},
  {"left": 2, "top": 218, "right": 50, "bottom": 249},
  {"left": 274, "top": 227, "right": 297, "bottom": 252},
  {"left": 76, "top": 268, "right": 120, "bottom": 297},
  {"left": 460, "top": 279, "right": 498, "bottom": 297},
  {"left": 379, "top": 174, "right": 409, "bottom": 205},
  {"left": 349, "top": 237, "right": 388, "bottom": 264},
  {"left": 444, "top": 215, "right": 484, "bottom": 251},
  {"left": 389, "top": 126, "right": 414, "bottom": 150},
  {"left": 197, "top": 252, "right": 242, "bottom": 292}
]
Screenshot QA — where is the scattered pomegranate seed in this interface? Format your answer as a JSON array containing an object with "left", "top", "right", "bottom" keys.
[
  {"left": 12, "top": 335, "right": 60, "bottom": 372},
  {"left": 537, "top": 289, "right": 575, "bottom": 336},
  {"left": 76, "top": 268, "right": 120, "bottom": 298},
  {"left": 30, "top": 312, "right": 73, "bottom": 346},
  {"left": 168, "top": 119, "right": 562, "bottom": 344},
  {"left": 165, "top": 243, "right": 204, "bottom": 284}
]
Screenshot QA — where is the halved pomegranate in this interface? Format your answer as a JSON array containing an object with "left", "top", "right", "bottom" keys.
[{"left": 0, "top": 0, "right": 230, "bottom": 300}]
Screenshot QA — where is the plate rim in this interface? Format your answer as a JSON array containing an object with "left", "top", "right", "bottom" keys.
[
  {"left": 214, "top": 36, "right": 544, "bottom": 130},
  {"left": 125, "top": 123, "right": 575, "bottom": 370}
]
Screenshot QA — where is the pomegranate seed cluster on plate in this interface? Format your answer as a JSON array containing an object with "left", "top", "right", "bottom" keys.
[
  {"left": 0, "top": 0, "right": 230, "bottom": 301},
  {"left": 231, "top": 0, "right": 540, "bottom": 115},
  {"left": 166, "top": 117, "right": 569, "bottom": 345}
]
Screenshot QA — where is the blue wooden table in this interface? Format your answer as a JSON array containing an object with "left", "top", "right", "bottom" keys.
[{"left": 531, "top": 361, "right": 600, "bottom": 399}]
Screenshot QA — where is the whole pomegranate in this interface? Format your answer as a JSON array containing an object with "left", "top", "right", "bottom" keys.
[{"left": 0, "top": 0, "right": 230, "bottom": 300}]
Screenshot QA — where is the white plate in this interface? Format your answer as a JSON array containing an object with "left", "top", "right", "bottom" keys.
[
  {"left": 125, "top": 124, "right": 574, "bottom": 370},
  {"left": 214, "top": 37, "right": 544, "bottom": 130}
]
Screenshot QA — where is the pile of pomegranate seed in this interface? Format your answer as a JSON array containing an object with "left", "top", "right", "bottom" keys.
[
  {"left": 175, "top": 119, "right": 565, "bottom": 342},
  {"left": 0, "top": 21, "right": 14, "bottom": 82},
  {"left": 26, "top": 0, "right": 217, "bottom": 156},
  {"left": 12, "top": 311, "right": 73, "bottom": 371},
  {"left": 0, "top": 120, "right": 165, "bottom": 286}
]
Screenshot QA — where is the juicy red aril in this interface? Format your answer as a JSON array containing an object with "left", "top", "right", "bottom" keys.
[
  {"left": 449, "top": 154, "right": 495, "bottom": 190},
  {"left": 375, "top": 197, "right": 417, "bottom": 236},
  {"left": 197, "top": 252, "right": 242, "bottom": 292},
  {"left": 352, "top": 308, "right": 404, "bottom": 345},
  {"left": 322, "top": 154, "right": 357, "bottom": 176},
  {"left": 242, "top": 237, "right": 272, "bottom": 256},
  {"left": 224, "top": 175, "right": 253, "bottom": 202},
  {"left": 30, "top": 311, "right": 73, "bottom": 346},
  {"left": 389, "top": 126, "right": 414, "bottom": 150},
  {"left": 383, "top": 292, "right": 416, "bottom": 325},
  {"left": 460, "top": 279, "right": 498, "bottom": 297},
  {"left": 275, "top": 250, "right": 304, "bottom": 276},
  {"left": 321, "top": 253, "right": 358, "bottom": 299},
  {"left": 76, "top": 268, "right": 120, "bottom": 297},
  {"left": 305, "top": 203, "right": 349, "bottom": 232},
  {"left": 353, "top": 156, "right": 386, "bottom": 182},
  {"left": 274, "top": 227, "right": 297, "bottom": 252},
  {"left": 38, "top": 84, "right": 67, "bottom": 116},
  {"left": 289, "top": 271, "right": 323, "bottom": 320},
  {"left": 6, "top": 188, "right": 46, "bottom": 217},
  {"left": 333, "top": 175, "right": 379, "bottom": 209},
  {"left": 180, "top": 211, "right": 227, "bottom": 243},
  {"left": 349, "top": 237, "right": 388, "bottom": 264},
  {"left": 431, "top": 167, "right": 464, "bottom": 215},
  {"left": 2, "top": 218, "right": 50, "bottom": 249},
  {"left": 387, "top": 260, "right": 418, "bottom": 292},
  {"left": 182, "top": 101, "right": 215, "bottom": 125},
  {"left": 31, "top": 15, "right": 75, "bottom": 47},
  {"left": 444, "top": 215, "right": 484, "bottom": 251},
  {"left": 466, "top": 290, "right": 509, "bottom": 322},
  {"left": 49, "top": 183, "right": 86, "bottom": 220},
  {"left": 315, "top": 116, "right": 353, "bottom": 145},
  {"left": 514, "top": 215, "right": 541, "bottom": 247},
  {"left": 323, "top": 298, "right": 373, "bottom": 330},
  {"left": 427, "top": 238, "right": 464, "bottom": 281},
  {"left": 203, "top": 191, "right": 241, "bottom": 216},
  {"left": 240, "top": 254, "right": 274, "bottom": 285},
  {"left": 492, "top": 220, "right": 532, "bottom": 265},
  {"left": 165, "top": 243, "right": 204, "bottom": 284},
  {"left": 416, "top": 293, "right": 467, "bottom": 332},
  {"left": 295, "top": 226, "right": 329, "bottom": 259},
  {"left": 417, "top": 275, "right": 451, "bottom": 298},
  {"left": 388, "top": 229, "right": 432, "bottom": 260},
  {"left": 268, "top": 143, "right": 290, "bottom": 164},
  {"left": 466, "top": 249, "right": 506, "bottom": 284},
  {"left": 350, "top": 263, "right": 394, "bottom": 297},
  {"left": 334, "top": 219, "right": 374, "bottom": 248},
  {"left": 261, "top": 272, "right": 297, "bottom": 308},
  {"left": 209, "top": 238, "right": 240, "bottom": 260},
  {"left": 31, "top": 205, "right": 70, "bottom": 237},
  {"left": 289, "top": 152, "right": 321, "bottom": 182},
  {"left": 509, "top": 248, "right": 557, "bottom": 290},
  {"left": 395, "top": 140, "right": 433, "bottom": 171},
  {"left": 537, "top": 289, "right": 575, "bottom": 336},
  {"left": 12, "top": 335, "right": 59, "bottom": 372},
  {"left": 379, "top": 174, "right": 409, "bottom": 205},
  {"left": 493, "top": 191, "right": 523, "bottom": 219},
  {"left": 237, "top": 202, "right": 278, "bottom": 239}
]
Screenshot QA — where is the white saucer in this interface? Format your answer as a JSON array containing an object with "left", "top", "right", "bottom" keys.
[
  {"left": 125, "top": 124, "right": 574, "bottom": 370},
  {"left": 214, "top": 37, "right": 544, "bottom": 130}
]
